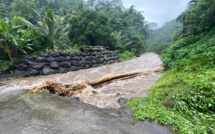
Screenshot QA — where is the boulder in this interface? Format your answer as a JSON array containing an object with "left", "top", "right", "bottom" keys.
[
  {"left": 50, "top": 61, "right": 59, "bottom": 69},
  {"left": 55, "top": 56, "right": 67, "bottom": 62},
  {"left": 71, "top": 61, "right": 81, "bottom": 66},
  {"left": 17, "top": 63, "right": 28, "bottom": 70},
  {"left": 42, "top": 67, "right": 55, "bottom": 75},
  {"left": 85, "top": 64, "right": 90, "bottom": 69},
  {"left": 40, "top": 52, "right": 49, "bottom": 57},
  {"left": 25, "top": 57, "right": 35, "bottom": 61},
  {"left": 72, "top": 56, "right": 80, "bottom": 60},
  {"left": 24, "top": 59, "right": 36, "bottom": 65},
  {"left": 59, "top": 52, "right": 69, "bottom": 56},
  {"left": 31, "top": 63, "right": 44, "bottom": 70},
  {"left": 35, "top": 57, "right": 46, "bottom": 62},
  {"left": 28, "top": 68, "right": 40, "bottom": 76},
  {"left": 58, "top": 67, "right": 68, "bottom": 74},
  {"left": 98, "top": 58, "right": 104, "bottom": 63},
  {"left": 66, "top": 56, "right": 72, "bottom": 61},
  {"left": 81, "top": 57, "right": 86, "bottom": 61},
  {"left": 118, "top": 98, "right": 128, "bottom": 106},
  {"left": 46, "top": 57, "right": 55, "bottom": 62},
  {"left": 69, "top": 52, "right": 76, "bottom": 56},
  {"left": 14, "top": 70, "right": 24, "bottom": 75},
  {"left": 50, "top": 52, "right": 59, "bottom": 57},
  {"left": 61, "top": 61, "right": 71, "bottom": 68},
  {"left": 70, "top": 66, "right": 79, "bottom": 71}
]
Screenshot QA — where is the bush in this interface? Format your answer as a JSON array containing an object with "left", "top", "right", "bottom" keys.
[{"left": 119, "top": 51, "right": 135, "bottom": 61}]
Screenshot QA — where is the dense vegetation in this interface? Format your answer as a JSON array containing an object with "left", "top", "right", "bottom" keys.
[
  {"left": 0, "top": 0, "right": 150, "bottom": 73},
  {"left": 127, "top": 0, "right": 215, "bottom": 133}
]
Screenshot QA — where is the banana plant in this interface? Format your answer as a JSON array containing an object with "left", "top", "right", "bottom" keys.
[
  {"left": 20, "top": 8, "right": 69, "bottom": 50},
  {"left": 0, "top": 18, "right": 32, "bottom": 61}
]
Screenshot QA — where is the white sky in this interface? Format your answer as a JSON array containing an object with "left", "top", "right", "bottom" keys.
[{"left": 122, "top": 0, "right": 189, "bottom": 26}]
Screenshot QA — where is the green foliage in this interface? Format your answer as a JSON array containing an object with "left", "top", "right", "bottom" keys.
[
  {"left": 177, "top": 0, "right": 215, "bottom": 37},
  {"left": 119, "top": 51, "right": 135, "bottom": 62},
  {"left": 127, "top": 68, "right": 215, "bottom": 133},
  {"left": 21, "top": 8, "right": 69, "bottom": 50},
  {"left": 162, "top": 29, "right": 215, "bottom": 69},
  {"left": 0, "top": 60, "right": 11, "bottom": 73},
  {"left": 0, "top": 18, "right": 33, "bottom": 61},
  {"left": 69, "top": 9, "right": 111, "bottom": 46}
]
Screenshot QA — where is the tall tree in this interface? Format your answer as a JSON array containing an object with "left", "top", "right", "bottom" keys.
[{"left": 69, "top": 9, "right": 111, "bottom": 46}]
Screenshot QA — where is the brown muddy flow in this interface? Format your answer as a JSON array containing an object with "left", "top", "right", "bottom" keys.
[
  {"left": 0, "top": 53, "right": 173, "bottom": 134},
  {"left": 1, "top": 52, "right": 163, "bottom": 109}
]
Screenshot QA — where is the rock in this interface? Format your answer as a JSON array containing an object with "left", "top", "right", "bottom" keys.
[
  {"left": 28, "top": 68, "right": 40, "bottom": 76},
  {"left": 31, "top": 63, "right": 44, "bottom": 70},
  {"left": 81, "top": 57, "right": 86, "bottom": 61},
  {"left": 71, "top": 61, "right": 81, "bottom": 66},
  {"left": 35, "top": 57, "right": 46, "bottom": 62},
  {"left": 46, "top": 57, "right": 55, "bottom": 62},
  {"left": 98, "top": 58, "right": 104, "bottom": 63},
  {"left": 50, "top": 52, "right": 59, "bottom": 57},
  {"left": 71, "top": 97, "right": 80, "bottom": 104},
  {"left": 49, "top": 61, "right": 59, "bottom": 69},
  {"left": 85, "top": 64, "right": 90, "bottom": 69},
  {"left": 24, "top": 59, "right": 36, "bottom": 65},
  {"left": 61, "top": 61, "right": 71, "bottom": 68},
  {"left": 58, "top": 67, "right": 68, "bottom": 74},
  {"left": 118, "top": 98, "right": 128, "bottom": 106},
  {"left": 66, "top": 56, "right": 72, "bottom": 61},
  {"left": 41, "top": 52, "right": 49, "bottom": 57},
  {"left": 17, "top": 64, "right": 28, "bottom": 70},
  {"left": 70, "top": 66, "right": 79, "bottom": 71},
  {"left": 42, "top": 67, "right": 55, "bottom": 75},
  {"left": 25, "top": 57, "right": 35, "bottom": 61},
  {"left": 91, "top": 56, "right": 97, "bottom": 60},
  {"left": 72, "top": 56, "right": 79, "bottom": 60},
  {"left": 92, "top": 64, "right": 98, "bottom": 68},
  {"left": 55, "top": 56, "right": 67, "bottom": 62},
  {"left": 59, "top": 52, "right": 68, "bottom": 56},
  {"left": 14, "top": 70, "right": 24, "bottom": 75},
  {"left": 69, "top": 52, "right": 76, "bottom": 56}
]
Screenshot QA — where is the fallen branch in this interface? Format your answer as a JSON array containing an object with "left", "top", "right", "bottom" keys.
[{"left": 88, "top": 67, "right": 164, "bottom": 88}]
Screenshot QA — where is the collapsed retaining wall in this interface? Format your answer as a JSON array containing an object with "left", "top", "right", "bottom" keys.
[{"left": 16, "top": 51, "right": 120, "bottom": 76}]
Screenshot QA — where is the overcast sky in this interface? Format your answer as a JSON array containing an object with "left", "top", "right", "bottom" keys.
[{"left": 122, "top": 0, "right": 189, "bottom": 26}]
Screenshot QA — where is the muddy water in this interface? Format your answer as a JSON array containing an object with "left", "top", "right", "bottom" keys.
[
  {"left": 1, "top": 53, "right": 163, "bottom": 109},
  {"left": 0, "top": 53, "right": 173, "bottom": 134}
]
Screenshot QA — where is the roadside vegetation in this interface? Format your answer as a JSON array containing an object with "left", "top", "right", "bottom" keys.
[{"left": 127, "top": 0, "right": 215, "bottom": 133}]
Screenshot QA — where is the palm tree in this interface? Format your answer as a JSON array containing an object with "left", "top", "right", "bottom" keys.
[{"left": 21, "top": 8, "right": 69, "bottom": 50}]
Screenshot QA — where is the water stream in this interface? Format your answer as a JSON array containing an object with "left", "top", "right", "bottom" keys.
[{"left": 0, "top": 53, "right": 173, "bottom": 134}]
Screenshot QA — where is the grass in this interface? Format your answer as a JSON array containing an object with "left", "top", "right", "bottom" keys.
[
  {"left": 119, "top": 51, "right": 135, "bottom": 62},
  {"left": 126, "top": 68, "right": 215, "bottom": 134}
]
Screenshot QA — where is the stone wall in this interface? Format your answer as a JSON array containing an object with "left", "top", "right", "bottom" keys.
[{"left": 16, "top": 51, "right": 120, "bottom": 76}]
